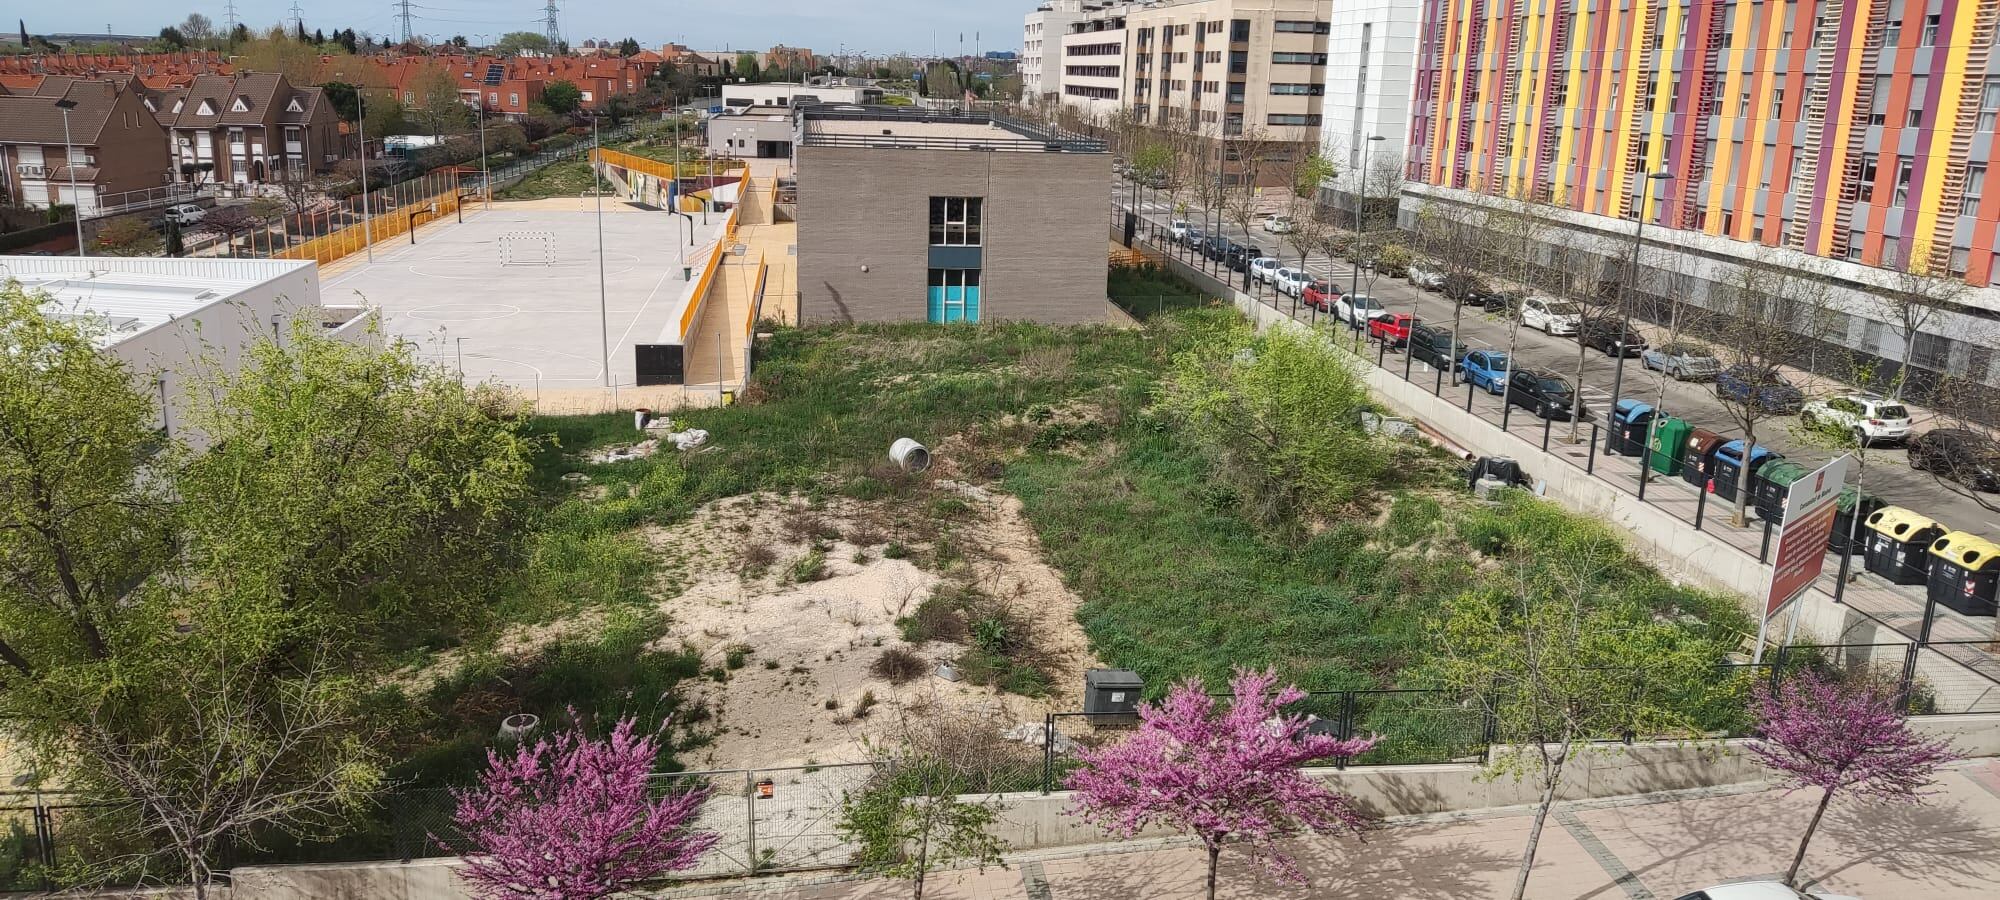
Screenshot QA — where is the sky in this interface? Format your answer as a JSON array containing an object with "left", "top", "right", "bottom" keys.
[{"left": 29, "top": 1, "right": 1025, "bottom": 56}]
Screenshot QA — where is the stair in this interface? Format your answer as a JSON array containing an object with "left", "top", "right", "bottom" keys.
[
  {"left": 1677, "top": 0, "right": 1731, "bottom": 230},
  {"left": 1827, "top": 5, "right": 1891, "bottom": 261},
  {"left": 1532, "top": 0, "right": 1573, "bottom": 193},
  {"left": 1924, "top": 4, "right": 2000, "bottom": 273},
  {"left": 1617, "top": 0, "right": 1664, "bottom": 219}
]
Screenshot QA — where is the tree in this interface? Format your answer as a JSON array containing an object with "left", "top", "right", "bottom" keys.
[
  {"left": 156, "top": 26, "right": 186, "bottom": 49},
  {"left": 1873, "top": 244, "right": 1969, "bottom": 400},
  {"left": 1155, "top": 321, "right": 1389, "bottom": 529},
  {"left": 449, "top": 716, "right": 716, "bottom": 900},
  {"left": 494, "top": 30, "right": 550, "bottom": 56},
  {"left": 1428, "top": 497, "right": 1722, "bottom": 900},
  {"left": 1708, "top": 249, "right": 1838, "bottom": 525},
  {"left": 313, "top": 27, "right": 325, "bottom": 45},
  {"left": 1749, "top": 672, "right": 1957, "bottom": 887},
  {"left": 541, "top": 79, "right": 583, "bottom": 114},
  {"left": 617, "top": 37, "right": 640, "bottom": 57},
  {"left": 1067, "top": 669, "right": 1377, "bottom": 900},
  {"left": 1409, "top": 197, "right": 1490, "bottom": 380},
  {"left": 164, "top": 219, "right": 186, "bottom": 257},
  {"left": 229, "top": 23, "right": 250, "bottom": 47},
  {"left": 196, "top": 205, "right": 261, "bottom": 257},
  {"left": 408, "top": 63, "right": 471, "bottom": 137},
  {"left": 178, "top": 13, "right": 215, "bottom": 49},
  {"left": 93, "top": 216, "right": 164, "bottom": 256},
  {"left": 838, "top": 703, "right": 1015, "bottom": 900},
  {"left": 734, "top": 52, "right": 761, "bottom": 82}
]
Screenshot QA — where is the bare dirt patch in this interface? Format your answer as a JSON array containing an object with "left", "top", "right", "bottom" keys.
[{"left": 641, "top": 486, "right": 1100, "bottom": 771}]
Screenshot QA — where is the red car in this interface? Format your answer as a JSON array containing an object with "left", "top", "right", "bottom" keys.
[
  {"left": 1368, "top": 313, "right": 1420, "bottom": 347},
  {"left": 1302, "top": 280, "right": 1341, "bottom": 312}
]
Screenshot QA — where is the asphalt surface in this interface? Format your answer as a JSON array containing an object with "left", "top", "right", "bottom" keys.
[{"left": 1113, "top": 176, "right": 2000, "bottom": 538}]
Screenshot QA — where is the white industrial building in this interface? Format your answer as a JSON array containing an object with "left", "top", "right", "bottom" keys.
[
  {"left": 706, "top": 107, "right": 796, "bottom": 159},
  {"left": 1318, "top": 0, "right": 1421, "bottom": 215},
  {"left": 1023, "top": 0, "right": 1110, "bottom": 105},
  {"left": 720, "top": 82, "right": 880, "bottom": 109},
  {"left": 0, "top": 256, "right": 376, "bottom": 447}
]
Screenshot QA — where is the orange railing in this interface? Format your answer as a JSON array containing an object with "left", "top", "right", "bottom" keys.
[
  {"left": 749, "top": 253, "right": 769, "bottom": 338},
  {"left": 678, "top": 179, "right": 748, "bottom": 341},
  {"left": 589, "top": 146, "right": 677, "bottom": 182},
  {"left": 278, "top": 170, "right": 463, "bottom": 267}
]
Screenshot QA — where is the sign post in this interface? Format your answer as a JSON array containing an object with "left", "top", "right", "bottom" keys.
[{"left": 1753, "top": 454, "right": 1852, "bottom": 663}]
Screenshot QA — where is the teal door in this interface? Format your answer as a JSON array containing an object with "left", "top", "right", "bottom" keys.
[{"left": 927, "top": 270, "right": 982, "bottom": 323}]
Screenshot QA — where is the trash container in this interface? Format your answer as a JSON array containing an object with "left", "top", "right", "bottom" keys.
[
  {"left": 1606, "top": 400, "right": 1656, "bottom": 456},
  {"left": 1681, "top": 429, "right": 1729, "bottom": 489},
  {"left": 1710, "top": 440, "right": 1780, "bottom": 502},
  {"left": 1829, "top": 488, "right": 1886, "bottom": 555},
  {"left": 1926, "top": 532, "right": 2000, "bottom": 616},
  {"left": 1083, "top": 669, "right": 1144, "bottom": 722},
  {"left": 1649, "top": 415, "right": 1690, "bottom": 477},
  {"left": 1862, "top": 507, "right": 1947, "bottom": 585},
  {"left": 1752, "top": 461, "right": 1809, "bottom": 523}
]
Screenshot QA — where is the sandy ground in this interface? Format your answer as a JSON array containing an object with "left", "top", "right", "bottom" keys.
[{"left": 644, "top": 484, "right": 1100, "bottom": 771}]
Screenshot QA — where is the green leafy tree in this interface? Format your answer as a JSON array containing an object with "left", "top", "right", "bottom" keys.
[
  {"left": 1155, "top": 321, "right": 1391, "bottom": 529},
  {"left": 93, "top": 216, "right": 164, "bottom": 256},
  {"left": 1428, "top": 495, "right": 1730, "bottom": 900},
  {"left": 494, "top": 31, "right": 550, "bottom": 56},
  {"left": 733, "top": 52, "right": 761, "bottom": 81},
  {"left": 838, "top": 707, "right": 1010, "bottom": 900},
  {"left": 541, "top": 80, "right": 583, "bottom": 114}
]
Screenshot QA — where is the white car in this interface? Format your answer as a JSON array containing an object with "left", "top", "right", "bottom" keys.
[
  {"left": 1335, "top": 294, "right": 1387, "bottom": 328},
  {"left": 1407, "top": 264, "right": 1446, "bottom": 290},
  {"left": 1273, "top": 267, "right": 1312, "bottom": 297},
  {"left": 1249, "top": 256, "right": 1283, "bottom": 284},
  {"left": 1672, "top": 881, "right": 1859, "bottom": 900},
  {"left": 1262, "top": 215, "right": 1295, "bottom": 234},
  {"left": 1801, "top": 394, "right": 1914, "bottom": 447},
  {"left": 1169, "top": 219, "right": 1191, "bottom": 241},
  {"left": 163, "top": 203, "right": 207, "bottom": 226},
  {"left": 1521, "top": 296, "right": 1583, "bottom": 335}
]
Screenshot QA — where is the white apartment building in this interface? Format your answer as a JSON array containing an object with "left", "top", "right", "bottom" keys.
[
  {"left": 1319, "top": 0, "right": 1420, "bottom": 214},
  {"left": 1024, "top": 1, "right": 1106, "bottom": 105},
  {"left": 1045, "top": 0, "right": 1333, "bottom": 185}
]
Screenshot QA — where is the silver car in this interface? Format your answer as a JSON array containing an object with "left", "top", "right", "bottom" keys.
[
  {"left": 1642, "top": 342, "right": 1722, "bottom": 381},
  {"left": 1407, "top": 264, "right": 1446, "bottom": 290}
]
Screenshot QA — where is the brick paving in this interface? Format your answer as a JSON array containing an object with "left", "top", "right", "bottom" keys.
[{"left": 649, "top": 760, "right": 2000, "bottom": 899}]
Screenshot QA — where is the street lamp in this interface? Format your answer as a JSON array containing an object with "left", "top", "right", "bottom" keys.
[
  {"left": 672, "top": 210, "right": 695, "bottom": 280},
  {"left": 53, "top": 98, "right": 86, "bottom": 257},
  {"left": 592, "top": 114, "right": 612, "bottom": 389},
  {"left": 357, "top": 88, "right": 375, "bottom": 262},
  {"left": 1349, "top": 135, "right": 1386, "bottom": 344},
  {"left": 475, "top": 96, "right": 491, "bottom": 211},
  {"left": 1610, "top": 171, "right": 1674, "bottom": 436}
]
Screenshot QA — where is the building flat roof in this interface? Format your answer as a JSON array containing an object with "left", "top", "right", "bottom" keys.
[
  {"left": 798, "top": 106, "right": 1107, "bottom": 154},
  {"left": 0, "top": 257, "right": 313, "bottom": 348}
]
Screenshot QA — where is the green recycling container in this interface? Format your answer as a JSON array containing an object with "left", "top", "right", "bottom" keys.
[{"left": 1649, "top": 415, "right": 1690, "bottom": 477}]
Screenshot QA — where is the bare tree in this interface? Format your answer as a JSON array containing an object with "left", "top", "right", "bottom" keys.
[
  {"left": 1411, "top": 197, "right": 1492, "bottom": 381},
  {"left": 1874, "top": 243, "right": 1971, "bottom": 400},
  {"left": 1708, "top": 249, "right": 1839, "bottom": 525},
  {"left": 1637, "top": 244, "right": 1713, "bottom": 485}
]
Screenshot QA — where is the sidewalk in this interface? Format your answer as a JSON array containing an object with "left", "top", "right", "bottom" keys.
[{"left": 653, "top": 761, "right": 2000, "bottom": 899}]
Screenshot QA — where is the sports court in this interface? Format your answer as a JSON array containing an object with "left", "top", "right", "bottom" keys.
[{"left": 320, "top": 200, "right": 728, "bottom": 396}]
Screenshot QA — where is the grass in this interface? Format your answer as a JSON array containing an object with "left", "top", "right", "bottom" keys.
[
  {"left": 1108, "top": 263, "right": 1216, "bottom": 320},
  {"left": 496, "top": 160, "right": 604, "bottom": 201}
]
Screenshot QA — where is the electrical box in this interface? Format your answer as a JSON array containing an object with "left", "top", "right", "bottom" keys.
[{"left": 1083, "top": 669, "right": 1143, "bottom": 721}]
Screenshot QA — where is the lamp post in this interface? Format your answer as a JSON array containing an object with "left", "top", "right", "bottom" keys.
[
  {"left": 1349, "top": 135, "right": 1386, "bottom": 344},
  {"left": 593, "top": 114, "right": 612, "bottom": 389},
  {"left": 53, "top": 99, "right": 86, "bottom": 256},
  {"left": 672, "top": 210, "right": 695, "bottom": 280},
  {"left": 475, "top": 97, "right": 491, "bottom": 211},
  {"left": 1608, "top": 171, "right": 1674, "bottom": 428},
  {"left": 357, "top": 88, "right": 374, "bottom": 262}
]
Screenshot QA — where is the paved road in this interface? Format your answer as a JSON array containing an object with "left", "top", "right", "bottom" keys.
[
  {"left": 651, "top": 760, "right": 2000, "bottom": 899},
  {"left": 1112, "top": 177, "right": 2000, "bottom": 538}
]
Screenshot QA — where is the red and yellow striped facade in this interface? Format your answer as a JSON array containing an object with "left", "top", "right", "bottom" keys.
[{"left": 1408, "top": 0, "right": 2000, "bottom": 284}]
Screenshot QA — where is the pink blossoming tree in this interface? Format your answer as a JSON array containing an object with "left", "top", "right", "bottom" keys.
[
  {"left": 1750, "top": 671, "right": 1957, "bottom": 887},
  {"left": 1066, "top": 668, "right": 1379, "bottom": 900},
  {"left": 447, "top": 716, "right": 719, "bottom": 900}
]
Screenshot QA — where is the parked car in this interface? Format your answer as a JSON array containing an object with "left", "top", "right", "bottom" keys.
[
  {"left": 1249, "top": 256, "right": 1283, "bottom": 284},
  {"left": 1716, "top": 365, "right": 1805, "bottom": 414},
  {"left": 1302, "top": 279, "right": 1341, "bottom": 311},
  {"left": 1169, "top": 219, "right": 1191, "bottom": 241},
  {"left": 1577, "top": 318, "right": 1648, "bottom": 357},
  {"left": 1225, "top": 243, "right": 1264, "bottom": 273},
  {"left": 1336, "top": 294, "right": 1388, "bottom": 329},
  {"left": 1641, "top": 342, "right": 1722, "bottom": 381},
  {"left": 1462, "top": 349, "right": 1512, "bottom": 394},
  {"left": 1409, "top": 325, "right": 1461, "bottom": 371},
  {"left": 1369, "top": 313, "right": 1420, "bottom": 347},
  {"left": 1477, "top": 290, "right": 1524, "bottom": 314},
  {"left": 1262, "top": 215, "right": 1295, "bottom": 234},
  {"left": 1442, "top": 273, "right": 1490, "bottom": 302},
  {"left": 1407, "top": 264, "right": 1447, "bottom": 290},
  {"left": 1507, "top": 368, "right": 1587, "bottom": 421},
  {"left": 1908, "top": 428, "right": 2000, "bottom": 492},
  {"left": 1520, "top": 296, "right": 1584, "bottom": 335},
  {"left": 163, "top": 203, "right": 207, "bottom": 226},
  {"left": 1801, "top": 394, "right": 1913, "bottom": 447},
  {"left": 1672, "top": 881, "right": 1859, "bottom": 900},
  {"left": 1273, "top": 267, "right": 1313, "bottom": 297},
  {"left": 1202, "top": 234, "right": 1232, "bottom": 261},
  {"left": 1181, "top": 226, "right": 1207, "bottom": 249}
]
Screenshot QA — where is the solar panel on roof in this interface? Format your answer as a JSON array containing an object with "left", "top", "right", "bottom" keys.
[{"left": 483, "top": 64, "right": 505, "bottom": 86}]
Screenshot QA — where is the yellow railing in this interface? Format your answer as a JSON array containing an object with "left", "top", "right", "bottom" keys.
[
  {"left": 278, "top": 170, "right": 463, "bottom": 267},
  {"left": 748, "top": 253, "right": 768, "bottom": 338},
  {"left": 675, "top": 173, "right": 754, "bottom": 343},
  {"left": 589, "top": 146, "right": 676, "bottom": 181}
]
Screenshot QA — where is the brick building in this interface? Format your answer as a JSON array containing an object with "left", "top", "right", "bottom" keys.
[{"left": 0, "top": 76, "right": 172, "bottom": 213}]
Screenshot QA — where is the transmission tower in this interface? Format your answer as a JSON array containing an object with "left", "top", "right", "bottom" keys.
[
  {"left": 542, "top": 1, "right": 562, "bottom": 51},
  {"left": 222, "top": 0, "right": 241, "bottom": 34},
  {"left": 290, "top": 2, "right": 305, "bottom": 33},
  {"left": 395, "top": 0, "right": 414, "bottom": 45}
]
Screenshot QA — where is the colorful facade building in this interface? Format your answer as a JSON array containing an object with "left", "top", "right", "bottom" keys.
[{"left": 1408, "top": 0, "right": 2000, "bottom": 284}]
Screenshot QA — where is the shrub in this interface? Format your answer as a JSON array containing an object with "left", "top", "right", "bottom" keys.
[
  {"left": 738, "top": 542, "right": 777, "bottom": 577},
  {"left": 724, "top": 644, "right": 753, "bottom": 670},
  {"left": 870, "top": 647, "right": 930, "bottom": 684},
  {"left": 786, "top": 549, "right": 828, "bottom": 584}
]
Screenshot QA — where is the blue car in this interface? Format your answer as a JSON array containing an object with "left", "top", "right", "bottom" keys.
[
  {"left": 1716, "top": 365, "right": 1804, "bottom": 415},
  {"left": 1462, "top": 350, "right": 1512, "bottom": 394}
]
